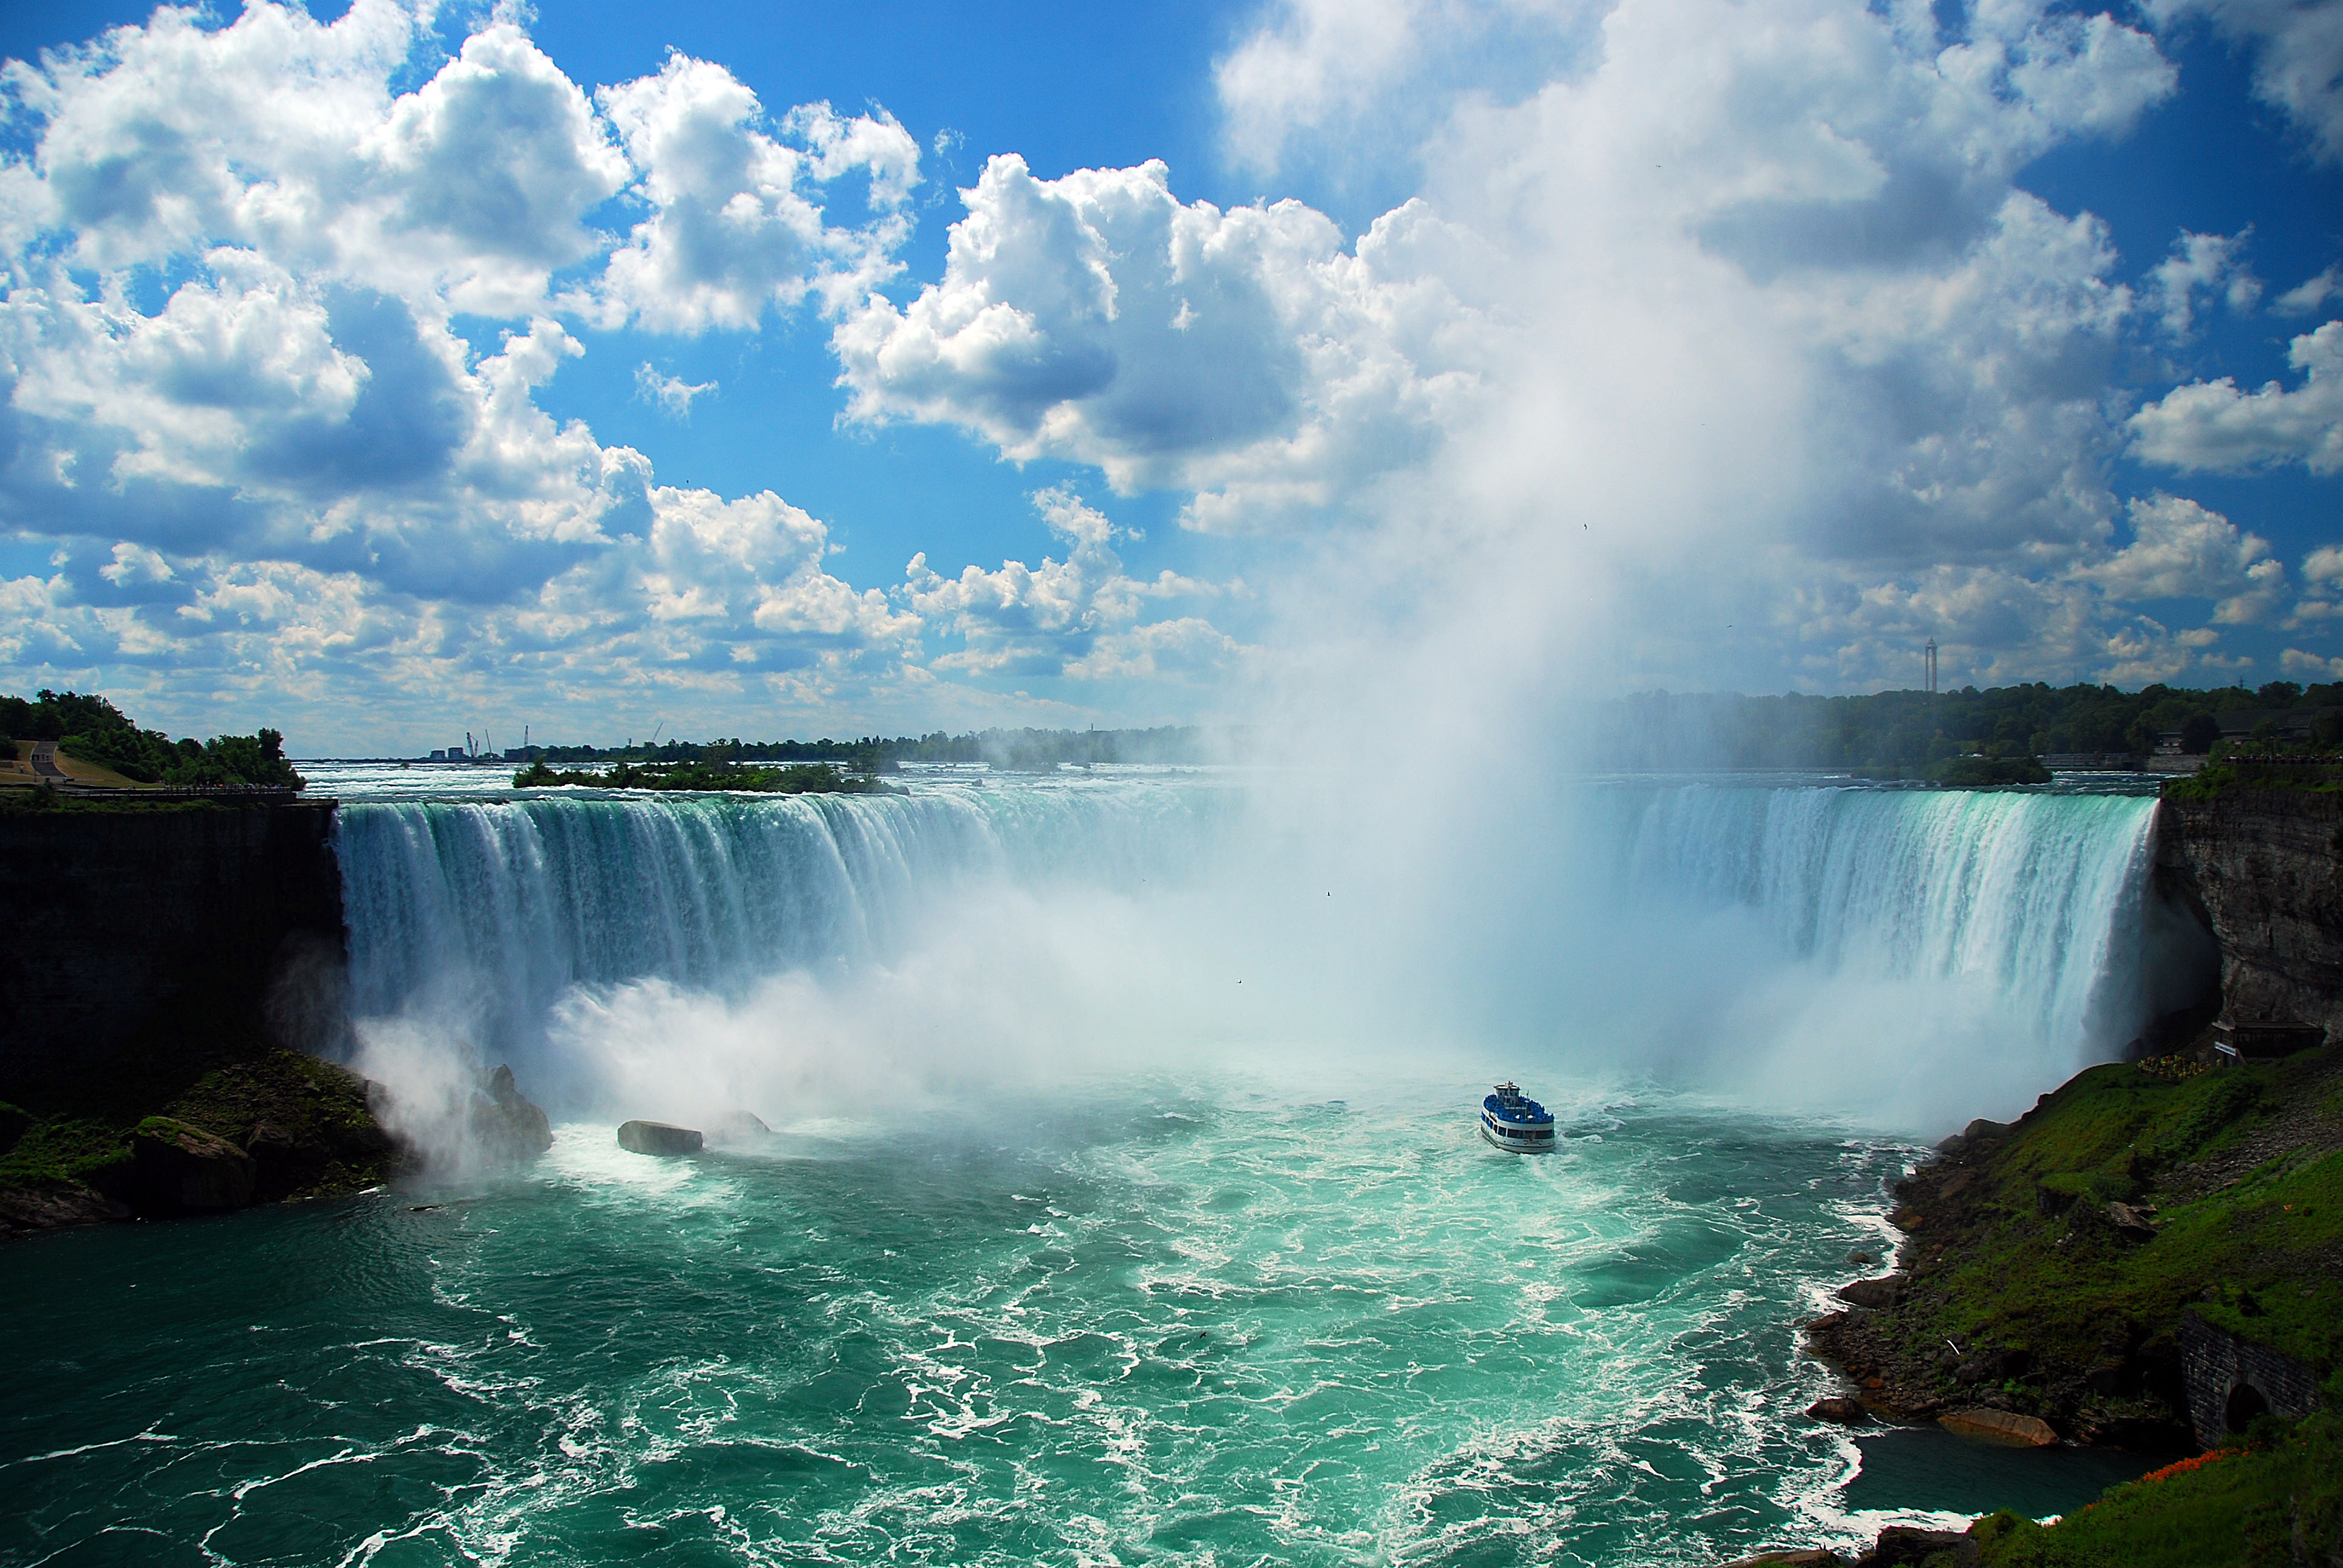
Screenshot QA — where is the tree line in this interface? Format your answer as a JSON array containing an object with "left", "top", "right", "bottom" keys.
[
  {"left": 1593, "top": 680, "right": 2343, "bottom": 773},
  {"left": 521, "top": 725, "right": 1228, "bottom": 772},
  {"left": 0, "top": 691, "right": 306, "bottom": 789}
]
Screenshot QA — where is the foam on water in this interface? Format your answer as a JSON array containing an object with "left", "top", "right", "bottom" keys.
[{"left": 9, "top": 1076, "right": 2008, "bottom": 1567}]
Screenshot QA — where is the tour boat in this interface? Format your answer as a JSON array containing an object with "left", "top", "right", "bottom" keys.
[{"left": 1480, "top": 1082, "right": 1556, "bottom": 1152}]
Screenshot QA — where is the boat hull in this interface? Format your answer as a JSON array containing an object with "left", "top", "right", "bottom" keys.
[{"left": 1480, "top": 1114, "right": 1556, "bottom": 1152}]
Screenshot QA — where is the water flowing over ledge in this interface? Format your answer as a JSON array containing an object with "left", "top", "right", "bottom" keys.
[
  {"left": 1613, "top": 784, "right": 2172, "bottom": 1054},
  {"left": 333, "top": 775, "right": 2192, "bottom": 1126},
  {"left": 337, "top": 782, "right": 1228, "bottom": 1059}
]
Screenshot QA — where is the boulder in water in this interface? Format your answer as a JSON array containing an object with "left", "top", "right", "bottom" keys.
[
  {"left": 705, "top": 1109, "right": 774, "bottom": 1148},
  {"left": 470, "top": 1065, "right": 552, "bottom": 1163},
  {"left": 618, "top": 1120, "right": 703, "bottom": 1156},
  {"left": 1804, "top": 1396, "right": 1870, "bottom": 1424},
  {"left": 1936, "top": 1407, "right": 2056, "bottom": 1446}
]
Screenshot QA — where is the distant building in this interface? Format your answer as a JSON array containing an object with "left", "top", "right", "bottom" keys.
[
  {"left": 428, "top": 748, "right": 446, "bottom": 760},
  {"left": 2216, "top": 708, "right": 2317, "bottom": 742}
]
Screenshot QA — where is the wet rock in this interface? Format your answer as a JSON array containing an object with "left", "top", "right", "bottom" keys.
[
  {"left": 243, "top": 1120, "right": 327, "bottom": 1202},
  {"left": 1836, "top": 1275, "right": 1905, "bottom": 1310},
  {"left": 0, "top": 1184, "right": 133, "bottom": 1235},
  {"left": 2084, "top": 1358, "right": 2135, "bottom": 1397},
  {"left": 618, "top": 1120, "right": 703, "bottom": 1156},
  {"left": 705, "top": 1110, "right": 774, "bottom": 1148},
  {"left": 131, "top": 1117, "right": 256, "bottom": 1213},
  {"left": 1806, "top": 1396, "right": 1870, "bottom": 1424},
  {"left": 470, "top": 1065, "right": 553, "bottom": 1163},
  {"left": 1936, "top": 1407, "right": 2057, "bottom": 1446},
  {"left": 1719, "top": 1551, "right": 1846, "bottom": 1567},
  {"left": 1856, "top": 1525, "right": 1979, "bottom": 1566}
]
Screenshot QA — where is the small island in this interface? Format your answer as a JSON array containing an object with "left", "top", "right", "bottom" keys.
[{"left": 510, "top": 757, "right": 906, "bottom": 794}]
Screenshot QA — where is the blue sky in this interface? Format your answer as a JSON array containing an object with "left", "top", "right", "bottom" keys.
[{"left": 0, "top": 0, "right": 2336, "bottom": 751}]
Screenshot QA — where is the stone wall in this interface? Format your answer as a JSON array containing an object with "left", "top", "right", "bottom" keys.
[
  {"left": 2178, "top": 1310, "right": 2325, "bottom": 1450},
  {"left": 2154, "top": 787, "right": 2343, "bottom": 1038},
  {"left": 0, "top": 803, "right": 347, "bottom": 1103}
]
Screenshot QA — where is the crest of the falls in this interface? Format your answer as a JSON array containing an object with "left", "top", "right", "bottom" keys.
[
  {"left": 1611, "top": 783, "right": 2174, "bottom": 1053},
  {"left": 327, "top": 770, "right": 2200, "bottom": 1134}
]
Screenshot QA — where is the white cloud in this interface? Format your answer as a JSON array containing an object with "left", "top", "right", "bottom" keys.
[
  {"left": 2282, "top": 647, "right": 2343, "bottom": 678},
  {"left": 0, "top": 2, "right": 966, "bottom": 742},
  {"left": 833, "top": 156, "right": 1486, "bottom": 528},
  {"left": 2142, "top": 0, "right": 2343, "bottom": 164},
  {"left": 2275, "top": 265, "right": 2340, "bottom": 315},
  {"left": 2145, "top": 229, "right": 2259, "bottom": 337},
  {"left": 2128, "top": 320, "right": 2343, "bottom": 474},
  {"left": 591, "top": 57, "right": 919, "bottom": 332},
  {"left": 2072, "top": 493, "right": 2284, "bottom": 623},
  {"left": 901, "top": 488, "right": 1245, "bottom": 678},
  {"left": 635, "top": 363, "right": 716, "bottom": 417}
]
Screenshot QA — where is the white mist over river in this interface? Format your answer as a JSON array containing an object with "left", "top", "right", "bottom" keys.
[
  {"left": 326, "top": 765, "right": 2187, "bottom": 1148},
  {"left": 0, "top": 765, "right": 2194, "bottom": 1566}
]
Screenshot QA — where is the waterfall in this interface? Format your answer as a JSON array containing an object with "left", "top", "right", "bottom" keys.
[
  {"left": 1611, "top": 783, "right": 2173, "bottom": 1054},
  {"left": 329, "top": 774, "right": 2202, "bottom": 1132},
  {"left": 336, "top": 782, "right": 1226, "bottom": 1064}
]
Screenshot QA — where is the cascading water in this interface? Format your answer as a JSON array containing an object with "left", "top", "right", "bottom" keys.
[
  {"left": 332, "top": 771, "right": 2202, "bottom": 1134},
  {"left": 337, "top": 779, "right": 1230, "bottom": 1073},
  {"left": 1611, "top": 783, "right": 2172, "bottom": 1056}
]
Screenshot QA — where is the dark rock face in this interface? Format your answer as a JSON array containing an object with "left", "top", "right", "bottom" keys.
[
  {"left": 1805, "top": 1396, "right": 1869, "bottom": 1423},
  {"left": 0, "top": 1186, "right": 131, "bottom": 1234},
  {"left": 2178, "top": 1310, "right": 2324, "bottom": 1449},
  {"left": 0, "top": 803, "right": 349, "bottom": 1101},
  {"left": 618, "top": 1120, "right": 704, "bottom": 1156},
  {"left": 2156, "top": 789, "right": 2343, "bottom": 1037},
  {"left": 131, "top": 1117, "right": 257, "bottom": 1214},
  {"left": 1856, "top": 1526, "right": 1978, "bottom": 1566}
]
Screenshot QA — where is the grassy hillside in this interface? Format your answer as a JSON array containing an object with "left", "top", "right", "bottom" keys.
[{"left": 1797, "top": 1045, "right": 2343, "bottom": 1566}]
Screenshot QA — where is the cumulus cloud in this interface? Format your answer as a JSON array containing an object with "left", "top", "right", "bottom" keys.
[
  {"left": 2073, "top": 493, "right": 2284, "bottom": 623},
  {"left": 2128, "top": 321, "right": 2343, "bottom": 475},
  {"left": 0, "top": 1, "right": 966, "bottom": 742},
  {"left": 827, "top": 0, "right": 2222, "bottom": 700},
  {"left": 902, "top": 488, "right": 1247, "bottom": 678},
  {"left": 591, "top": 56, "right": 919, "bottom": 331},
  {"left": 833, "top": 155, "right": 1486, "bottom": 528},
  {"left": 2141, "top": 0, "right": 2343, "bottom": 164},
  {"left": 2145, "top": 229, "right": 2260, "bottom": 337}
]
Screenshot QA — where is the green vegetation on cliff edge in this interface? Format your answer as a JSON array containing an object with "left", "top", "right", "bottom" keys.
[
  {"left": 1806, "top": 1046, "right": 2343, "bottom": 1565},
  {"left": 1, "top": 689, "right": 304, "bottom": 789},
  {"left": 511, "top": 758, "right": 905, "bottom": 794}
]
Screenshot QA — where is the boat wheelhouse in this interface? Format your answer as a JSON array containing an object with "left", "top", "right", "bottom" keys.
[{"left": 1480, "top": 1082, "right": 1556, "bottom": 1152}]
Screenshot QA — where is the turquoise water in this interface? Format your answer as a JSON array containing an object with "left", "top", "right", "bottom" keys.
[{"left": 2, "top": 1076, "right": 2143, "bottom": 1567}]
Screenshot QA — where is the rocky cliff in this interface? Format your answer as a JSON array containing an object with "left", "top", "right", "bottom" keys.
[
  {"left": 0, "top": 801, "right": 349, "bottom": 1104},
  {"left": 2155, "top": 784, "right": 2343, "bottom": 1036}
]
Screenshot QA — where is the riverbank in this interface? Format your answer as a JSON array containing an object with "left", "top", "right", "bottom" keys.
[{"left": 1782, "top": 1041, "right": 2341, "bottom": 1564}]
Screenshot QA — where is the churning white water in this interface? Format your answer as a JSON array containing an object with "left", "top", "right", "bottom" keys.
[{"left": 324, "top": 768, "right": 2197, "bottom": 1138}]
